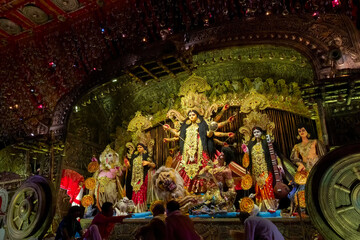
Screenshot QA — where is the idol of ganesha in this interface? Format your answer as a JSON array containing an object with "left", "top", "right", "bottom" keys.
[{"left": 92, "top": 145, "right": 125, "bottom": 208}]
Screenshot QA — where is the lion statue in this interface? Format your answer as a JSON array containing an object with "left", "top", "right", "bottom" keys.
[
  {"left": 152, "top": 166, "right": 186, "bottom": 201},
  {"left": 152, "top": 166, "right": 203, "bottom": 211}
]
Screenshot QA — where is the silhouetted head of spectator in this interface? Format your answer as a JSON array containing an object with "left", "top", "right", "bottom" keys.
[
  {"left": 166, "top": 200, "right": 180, "bottom": 214},
  {"left": 67, "top": 206, "right": 83, "bottom": 219},
  {"left": 152, "top": 203, "right": 165, "bottom": 217},
  {"left": 238, "top": 211, "right": 250, "bottom": 224},
  {"left": 102, "top": 202, "right": 114, "bottom": 217}
]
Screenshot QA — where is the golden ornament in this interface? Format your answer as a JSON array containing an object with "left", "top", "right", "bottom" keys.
[
  {"left": 239, "top": 197, "right": 255, "bottom": 213},
  {"left": 294, "top": 170, "right": 309, "bottom": 185},
  {"left": 241, "top": 174, "right": 253, "bottom": 190},
  {"left": 294, "top": 190, "right": 306, "bottom": 208},
  {"left": 242, "top": 153, "right": 250, "bottom": 168},
  {"left": 88, "top": 161, "right": 99, "bottom": 173},
  {"left": 84, "top": 177, "right": 96, "bottom": 190},
  {"left": 81, "top": 195, "right": 94, "bottom": 208}
]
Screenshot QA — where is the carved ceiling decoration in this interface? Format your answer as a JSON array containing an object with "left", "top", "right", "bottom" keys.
[
  {"left": 52, "top": 0, "right": 81, "bottom": 13},
  {"left": 0, "top": 18, "right": 22, "bottom": 35},
  {"left": 0, "top": 0, "right": 359, "bottom": 148},
  {"left": 21, "top": 4, "right": 50, "bottom": 25}
]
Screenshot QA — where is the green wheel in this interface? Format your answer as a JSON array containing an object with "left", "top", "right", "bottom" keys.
[
  {"left": 306, "top": 144, "right": 360, "bottom": 240},
  {"left": 6, "top": 176, "right": 55, "bottom": 240}
]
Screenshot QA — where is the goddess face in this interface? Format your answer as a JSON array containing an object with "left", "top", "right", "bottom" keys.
[
  {"left": 137, "top": 144, "right": 145, "bottom": 153},
  {"left": 298, "top": 127, "right": 308, "bottom": 138},
  {"left": 188, "top": 111, "right": 198, "bottom": 123},
  {"left": 253, "top": 129, "right": 262, "bottom": 139}
]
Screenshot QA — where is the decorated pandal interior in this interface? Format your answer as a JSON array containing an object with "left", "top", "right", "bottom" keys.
[
  {"left": 59, "top": 74, "right": 324, "bottom": 239},
  {"left": 1, "top": 0, "right": 360, "bottom": 239}
]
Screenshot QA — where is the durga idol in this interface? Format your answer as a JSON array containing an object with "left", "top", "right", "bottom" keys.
[{"left": 163, "top": 108, "right": 234, "bottom": 193}]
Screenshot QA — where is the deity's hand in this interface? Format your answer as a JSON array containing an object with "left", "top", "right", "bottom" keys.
[
  {"left": 124, "top": 159, "right": 130, "bottom": 170},
  {"left": 297, "top": 163, "right": 305, "bottom": 172},
  {"left": 223, "top": 142, "right": 229, "bottom": 147},
  {"left": 228, "top": 132, "right": 235, "bottom": 138},
  {"left": 142, "top": 161, "right": 149, "bottom": 166},
  {"left": 163, "top": 124, "right": 170, "bottom": 131},
  {"left": 223, "top": 104, "right": 230, "bottom": 111},
  {"left": 163, "top": 138, "right": 168, "bottom": 143},
  {"left": 278, "top": 165, "right": 284, "bottom": 175},
  {"left": 228, "top": 116, "right": 235, "bottom": 122},
  {"left": 241, "top": 144, "right": 248, "bottom": 153}
]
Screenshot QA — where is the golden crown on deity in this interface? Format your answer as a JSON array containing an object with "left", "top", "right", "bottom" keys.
[
  {"left": 179, "top": 75, "right": 211, "bottom": 117},
  {"left": 239, "top": 111, "right": 275, "bottom": 144},
  {"left": 239, "top": 90, "right": 275, "bottom": 144}
]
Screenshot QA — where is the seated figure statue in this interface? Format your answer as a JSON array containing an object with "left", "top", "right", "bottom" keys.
[{"left": 199, "top": 147, "right": 236, "bottom": 211}]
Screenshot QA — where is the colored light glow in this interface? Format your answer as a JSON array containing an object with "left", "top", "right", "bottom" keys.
[
  {"left": 332, "top": 0, "right": 340, "bottom": 7},
  {"left": 112, "top": 79, "right": 117, "bottom": 82},
  {"left": 38, "top": 104, "right": 43, "bottom": 109},
  {"left": 49, "top": 61, "right": 56, "bottom": 68}
]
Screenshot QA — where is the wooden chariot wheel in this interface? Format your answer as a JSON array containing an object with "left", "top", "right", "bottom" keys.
[
  {"left": 6, "top": 176, "right": 55, "bottom": 240},
  {"left": 306, "top": 144, "right": 360, "bottom": 240}
]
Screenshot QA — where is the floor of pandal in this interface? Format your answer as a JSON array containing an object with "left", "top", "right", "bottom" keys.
[{"left": 80, "top": 216, "right": 317, "bottom": 240}]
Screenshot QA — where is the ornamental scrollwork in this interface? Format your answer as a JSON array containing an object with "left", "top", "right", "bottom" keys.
[{"left": 240, "top": 89, "right": 270, "bottom": 114}]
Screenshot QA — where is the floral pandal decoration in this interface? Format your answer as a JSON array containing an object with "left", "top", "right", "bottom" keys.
[
  {"left": 81, "top": 195, "right": 94, "bottom": 208},
  {"left": 84, "top": 177, "right": 96, "bottom": 191},
  {"left": 239, "top": 197, "right": 255, "bottom": 213},
  {"left": 87, "top": 161, "right": 99, "bottom": 173}
]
